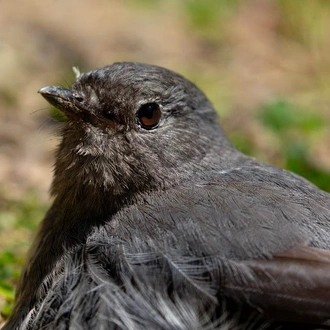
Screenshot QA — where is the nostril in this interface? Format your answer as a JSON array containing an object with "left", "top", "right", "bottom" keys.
[{"left": 73, "top": 93, "right": 84, "bottom": 102}]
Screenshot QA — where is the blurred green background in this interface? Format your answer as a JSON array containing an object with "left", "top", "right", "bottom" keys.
[{"left": 1, "top": 0, "right": 330, "bottom": 324}]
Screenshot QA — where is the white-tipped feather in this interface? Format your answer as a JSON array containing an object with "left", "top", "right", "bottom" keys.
[{"left": 72, "top": 66, "right": 81, "bottom": 79}]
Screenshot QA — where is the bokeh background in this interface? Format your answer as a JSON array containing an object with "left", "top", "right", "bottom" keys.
[{"left": 1, "top": 0, "right": 330, "bottom": 323}]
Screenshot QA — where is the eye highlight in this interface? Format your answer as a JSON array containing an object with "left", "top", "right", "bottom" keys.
[{"left": 137, "top": 103, "right": 161, "bottom": 130}]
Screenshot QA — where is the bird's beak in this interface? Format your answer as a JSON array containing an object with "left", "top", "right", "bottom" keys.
[{"left": 38, "top": 86, "right": 85, "bottom": 117}]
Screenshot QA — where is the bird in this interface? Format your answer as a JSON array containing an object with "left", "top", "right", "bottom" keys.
[{"left": 3, "top": 62, "right": 330, "bottom": 330}]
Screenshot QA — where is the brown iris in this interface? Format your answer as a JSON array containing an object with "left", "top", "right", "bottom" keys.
[{"left": 137, "top": 103, "right": 161, "bottom": 130}]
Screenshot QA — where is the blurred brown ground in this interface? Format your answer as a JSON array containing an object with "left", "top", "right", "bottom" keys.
[{"left": 1, "top": 0, "right": 330, "bottom": 324}]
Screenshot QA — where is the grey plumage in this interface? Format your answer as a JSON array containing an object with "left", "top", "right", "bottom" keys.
[{"left": 3, "top": 62, "right": 330, "bottom": 329}]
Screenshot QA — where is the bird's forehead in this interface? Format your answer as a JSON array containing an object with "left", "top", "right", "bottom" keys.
[
  {"left": 72, "top": 64, "right": 185, "bottom": 106},
  {"left": 75, "top": 63, "right": 181, "bottom": 92}
]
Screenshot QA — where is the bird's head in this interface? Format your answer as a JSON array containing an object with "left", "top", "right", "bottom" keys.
[{"left": 39, "top": 62, "right": 231, "bottom": 208}]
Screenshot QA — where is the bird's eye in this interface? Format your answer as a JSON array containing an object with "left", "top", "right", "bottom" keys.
[{"left": 137, "top": 103, "right": 161, "bottom": 130}]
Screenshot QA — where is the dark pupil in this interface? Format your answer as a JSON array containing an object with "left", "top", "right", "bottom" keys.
[
  {"left": 144, "top": 105, "right": 155, "bottom": 119},
  {"left": 103, "top": 111, "right": 115, "bottom": 121}
]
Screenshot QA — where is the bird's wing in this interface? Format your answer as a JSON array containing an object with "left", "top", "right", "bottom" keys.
[
  {"left": 100, "top": 165, "right": 330, "bottom": 324},
  {"left": 224, "top": 245, "right": 330, "bottom": 324}
]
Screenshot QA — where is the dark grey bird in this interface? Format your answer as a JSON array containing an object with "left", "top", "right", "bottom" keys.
[{"left": 3, "top": 62, "right": 330, "bottom": 330}]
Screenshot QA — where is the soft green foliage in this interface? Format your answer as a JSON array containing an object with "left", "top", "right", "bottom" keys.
[
  {"left": 276, "top": 0, "right": 330, "bottom": 47},
  {"left": 229, "top": 131, "right": 255, "bottom": 157},
  {"left": 182, "top": 0, "right": 241, "bottom": 42},
  {"left": 0, "top": 194, "right": 46, "bottom": 319},
  {"left": 258, "top": 100, "right": 330, "bottom": 192},
  {"left": 259, "top": 100, "right": 324, "bottom": 133},
  {"left": 0, "top": 252, "right": 19, "bottom": 318}
]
